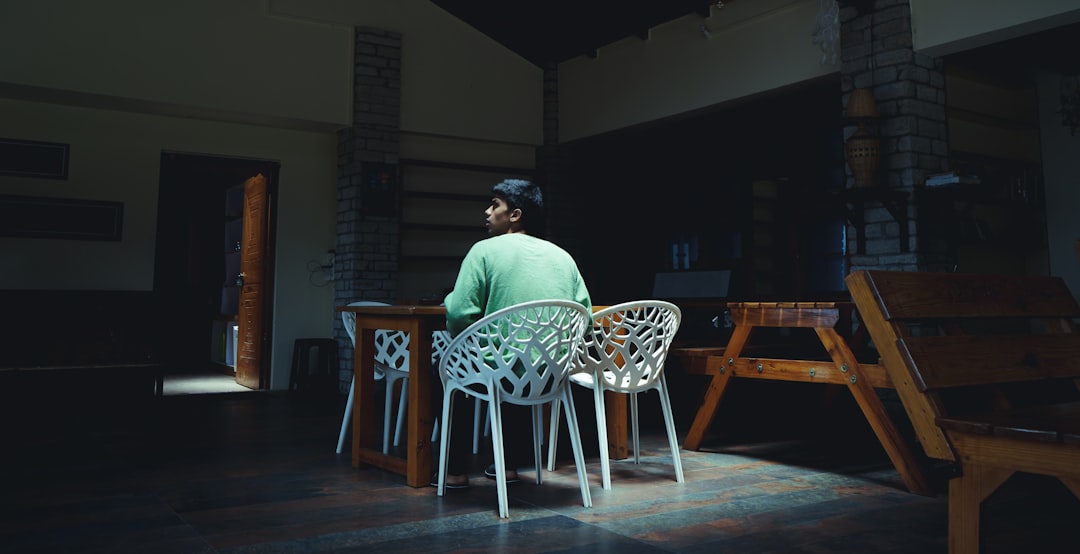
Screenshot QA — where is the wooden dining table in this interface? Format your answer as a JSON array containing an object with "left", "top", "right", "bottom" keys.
[
  {"left": 679, "top": 301, "right": 933, "bottom": 496},
  {"left": 337, "top": 303, "right": 627, "bottom": 488}
]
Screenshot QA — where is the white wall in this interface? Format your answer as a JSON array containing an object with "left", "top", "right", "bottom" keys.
[
  {"left": 558, "top": 0, "right": 836, "bottom": 142},
  {"left": 0, "top": 98, "right": 338, "bottom": 390},
  {"left": 269, "top": 0, "right": 543, "bottom": 145},
  {"left": 1036, "top": 72, "right": 1080, "bottom": 299},
  {"left": 0, "top": 0, "right": 544, "bottom": 389},
  {"left": 0, "top": 0, "right": 354, "bottom": 129},
  {"left": 910, "top": 0, "right": 1080, "bottom": 57}
]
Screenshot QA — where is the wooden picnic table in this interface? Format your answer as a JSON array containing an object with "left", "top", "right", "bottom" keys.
[{"left": 680, "top": 301, "right": 933, "bottom": 496}]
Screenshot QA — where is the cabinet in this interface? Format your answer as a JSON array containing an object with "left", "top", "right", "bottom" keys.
[{"left": 210, "top": 183, "right": 243, "bottom": 369}]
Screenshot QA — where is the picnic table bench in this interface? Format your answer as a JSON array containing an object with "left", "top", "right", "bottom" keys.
[{"left": 847, "top": 270, "right": 1080, "bottom": 554}]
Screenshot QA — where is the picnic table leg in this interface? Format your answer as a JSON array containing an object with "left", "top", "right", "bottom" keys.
[
  {"left": 683, "top": 325, "right": 751, "bottom": 450},
  {"left": 948, "top": 464, "right": 1012, "bottom": 554},
  {"left": 817, "top": 327, "right": 934, "bottom": 496}
]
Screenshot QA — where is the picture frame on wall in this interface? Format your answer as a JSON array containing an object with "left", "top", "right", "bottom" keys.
[
  {"left": 361, "top": 162, "right": 398, "bottom": 216},
  {"left": 0, "top": 138, "right": 70, "bottom": 179},
  {"left": 0, "top": 195, "right": 123, "bottom": 241}
]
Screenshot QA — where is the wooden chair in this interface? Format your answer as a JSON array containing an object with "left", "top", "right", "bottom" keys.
[{"left": 846, "top": 270, "right": 1080, "bottom": 554}]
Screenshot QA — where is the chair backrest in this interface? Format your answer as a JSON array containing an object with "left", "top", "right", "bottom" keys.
[
  {"left": 439, "top": 299, "right": 590, "bottom": 406},
  {"left": 586, "top": 300, "right": 682, "bottom": 393},
  {"left": 342, "top": 301, "right": 452, "bottom": 374},
  {"left": 341, "top": 301, "right": 408, "bottom": 374}
]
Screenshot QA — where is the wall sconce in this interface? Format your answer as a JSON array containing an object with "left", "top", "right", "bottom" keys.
[{"left": 844, "top": 88, "right": 881, "bottom": 188}]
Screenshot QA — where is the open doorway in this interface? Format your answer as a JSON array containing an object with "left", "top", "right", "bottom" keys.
[{"left": 154, "top": 152, "right": 279, "bottom": 390}]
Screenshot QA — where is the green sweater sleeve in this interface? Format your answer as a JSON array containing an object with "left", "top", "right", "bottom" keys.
[{"left": 443, "top": 244, "right": 486, "bottom": 337}]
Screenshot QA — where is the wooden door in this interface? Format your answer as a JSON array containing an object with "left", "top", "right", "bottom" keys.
[{"left": 236, "top": 173, "right": 269, "bottom": 389}]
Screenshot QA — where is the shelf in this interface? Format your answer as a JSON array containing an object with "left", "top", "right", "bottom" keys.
[
  {"left": 402, "top": 191, "right": 490, "bottom": 203},
  {"left": 400, "top": 158, "right": 534, "bottom": 176},
  {"left": 833, "top": 188, "right": 909, "bottom": 254},
  {"left": 401, "top": 222, "right": 486, "bottom": 233}
]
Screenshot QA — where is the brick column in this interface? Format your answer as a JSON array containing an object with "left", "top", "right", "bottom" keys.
[
  {"left": 840, "top": 0, "right": 949, "bottom": 273},
  {"left": 334, "top": 27, "right": 402, "bottom": 392},
  {"left": 536, "top": 63, "right": 588, "bottom": 261}
]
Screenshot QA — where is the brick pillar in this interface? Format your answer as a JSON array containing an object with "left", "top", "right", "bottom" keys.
[
  {"left": 334, "top": 27, "right": 402, "bottom": 392},
  {"left": 840, "top": 0, "right": 949, "bottom": 273},
  {"left": 536, "top": 63, "right": 588, "bottom": 261}
]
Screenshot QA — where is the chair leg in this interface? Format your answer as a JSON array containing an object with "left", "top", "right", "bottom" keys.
[
  {"left": 531, "top": 405, "right": 544, "bottom": 485},
  {"left": 393, "top": 376, "right": 409, "bottom": 447},
  {"left": 436, "top": 388, "right": 456, "bottom": 497},
  {"left": 488, "top": 394, "right": 510, "bottom": 518},
  {"left": 382, "top": 376, "right": 396, "bottom": 454},
  {"left": 592, "top": 384, "right": 612, "bottom": 490},
  {"left": 658, "top": 376, "right": 685, "bottom": 483},
  {"left": 546, "top": 398, "right": 562, "bottom": 471},
  {"left": 560, "top": 388, "right": 593, "bottom": 508},
  {"left": 336, "top": 376, "right": 355, "bottom": 454},
  {"left": 472, "top": 397, "right": 482, "bottom": 454},
  {"left": 630, "top": 392, "right": 640, "bottom": 465}
]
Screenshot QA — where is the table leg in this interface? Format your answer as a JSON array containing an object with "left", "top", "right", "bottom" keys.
[
  {"left": 683, "top": 324, "right": 751, "bottom": 450},
  {"left": 605, "top": 391, "right": 627, "bottom": 460},
  {"left": 404, "top": 320, "right": 432, "bottom": 488},
  {"left": 817, "top": 327, "right": 932, "bottom": 496},
  {"left": 352, "top": 327, "right": 376, "bottom": 468}
]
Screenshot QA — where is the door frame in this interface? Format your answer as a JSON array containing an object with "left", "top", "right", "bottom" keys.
[{"left": 154, "top": 152, "right": 279, "bottom": 388}]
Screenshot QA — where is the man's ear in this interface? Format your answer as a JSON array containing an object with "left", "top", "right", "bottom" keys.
[{"left": 509, "top": 208, "right": 522, "bottom": 222}]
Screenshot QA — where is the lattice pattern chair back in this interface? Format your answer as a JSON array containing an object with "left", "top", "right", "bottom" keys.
[
  {"left": 337, "top": 301, "right": 411, "bottom": 455},
  {"left": 370, "top": 328, "right": 409, "bottom": 377},
  {"left": 548, "top": 300, "right": 684, "bottom": 490},
  {"left": 440, "top": 302, "right": 585, "bottom": 404},
  {"left": 435, "top": 299, "right": 593, "bottom": 518},
  {"left": 430, "top": 329, "right": 451, "bottom": 361},
  {"left": 588, "top": 301, "right": 680, "bottom": 393}
]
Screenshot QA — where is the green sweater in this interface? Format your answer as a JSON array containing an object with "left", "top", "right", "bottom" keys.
[{"left": 444, "top": 233, "right": 592, "bottom": 337}]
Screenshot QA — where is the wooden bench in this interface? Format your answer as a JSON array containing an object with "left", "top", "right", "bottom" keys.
[{"left": 847, "top": 270, "right": 1080, "bottom": 554}]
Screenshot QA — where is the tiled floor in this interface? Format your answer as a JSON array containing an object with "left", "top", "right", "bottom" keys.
[{"left": 3, "top": 384, "right": 1078, "bottom": 553}]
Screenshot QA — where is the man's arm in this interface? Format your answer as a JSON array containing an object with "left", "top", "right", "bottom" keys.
[{"left": 444, "top": 245, "right": 486, "bottom": 337}]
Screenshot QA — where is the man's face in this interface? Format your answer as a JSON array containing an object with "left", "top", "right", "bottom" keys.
[{"left": 485, "top": 195, "right": 516, "bottom": 235}]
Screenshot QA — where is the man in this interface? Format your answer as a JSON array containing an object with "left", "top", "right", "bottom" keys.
[{"left": 438, "top": 178, "right": 591, "bottom": 488}]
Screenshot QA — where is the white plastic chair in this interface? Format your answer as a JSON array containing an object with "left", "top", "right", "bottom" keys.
[
  {"left": 428, "top": 330, "right": 490, "bottom": 452},
  {"left": 547, "top": 300, "right": 684, "bottom": 490},
  {"left": 435, "top": 299, "right": 593, "bottom": 518},
  {"left": 337, "top": 305, "right": 479, "bottom": 455},
  {"left": 337, "top": 301, "right": 409, "bottom": 455}
]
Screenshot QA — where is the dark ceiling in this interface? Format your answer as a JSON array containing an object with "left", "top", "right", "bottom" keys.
[
  {"left": 430, "top": 0, "right": 1080, "bottom": 81},
  {"left": 429, "top": 0, "right": 711, "bottom": 67}
]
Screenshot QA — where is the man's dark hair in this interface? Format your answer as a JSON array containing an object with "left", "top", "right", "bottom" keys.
[{"left": 492, "top": 179, "right": 545, "bottom": 228}]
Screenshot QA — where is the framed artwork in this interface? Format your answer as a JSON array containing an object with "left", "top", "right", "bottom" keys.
[
  {"left": 0, "top": 195, "right": 123, "bottom": 241},
  {"left": 361, "top": 162, "right": 398, "bottom": 216},
  {"left": 0, "top": 138, "right": 70, "bottom": 179}
]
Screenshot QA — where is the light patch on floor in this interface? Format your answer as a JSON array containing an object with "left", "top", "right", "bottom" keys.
[{"left": 162, "top": 372, "right": 253, "bottom": 395}]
